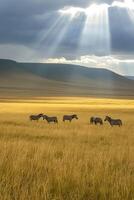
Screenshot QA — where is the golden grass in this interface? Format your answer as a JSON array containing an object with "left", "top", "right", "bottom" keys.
[{"left": 0, "top": 97, "right": 134, "bottom": 200}]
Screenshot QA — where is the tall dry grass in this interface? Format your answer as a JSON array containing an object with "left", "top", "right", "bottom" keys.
[{"left": 0, "top": 98, "right": 133, "bottom": 200}]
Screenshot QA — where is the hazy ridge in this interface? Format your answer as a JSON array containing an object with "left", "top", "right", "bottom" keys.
[
  {"left": 0, "top": 59, "right": 134, "bottom": 98},
  {"left": 126, "top": 76, "right": 134, "bottom": 80}
]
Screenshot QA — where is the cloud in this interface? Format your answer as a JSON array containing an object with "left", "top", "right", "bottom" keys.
[
  {"left": 0, "top": 0, "right": 134, "bottom": 69},
  {"left": 42, "top": 55, "right": 134, "bottom": 75},
  {"left": 0, "top": 0, "right": 115, "bottom": 16},
  {"left": 109, "top": 5, "right": 134, "bottom": 55},
  {"left": 0, "top": 43, "right": 133, "bottom": 75}
]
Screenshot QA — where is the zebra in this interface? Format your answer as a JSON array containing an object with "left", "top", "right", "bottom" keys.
[
  {"left": 43, "top": 115, "right": 58, "bottom": 123},
  {"left": 90, "top": 117, "right": 95, "bottom": 124},
  {"left": 90, "top": 117, "right": 103, "bottom": 125},
  {"left": 104, "top": 116, "right": 122, "bottom": 127},
  {"left": 42, "top": 115, "right": 48, "bottom": 120},
  {"left": 29, "top": 113, "right": 43, "bottom": 121},
  {"left": 63, "top": 114, "right": 78, "bottom": 122}
]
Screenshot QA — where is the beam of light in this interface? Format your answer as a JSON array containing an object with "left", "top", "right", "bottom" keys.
[
  {"left": 35, "top": 16, "right": 63, "bottom": 46},
  {"left": 58, "top": 4, "right": 119, "bottom": 91},
  {"left": 79, "top": 5, "right": 121, "bottom": 93},
  {"left": 78, "top": 4, "right": 111, "bottom": 56},
  {"left": 35, "top": 1, "right": 134, "bottom": 58},
  {"left": 33, "top": 14, "right": 74, "bottom": 58},
  {"left": 33, "top": 2, "right": 133, "bottom": 77},
  {"left": 42, "top": 14, "right": 75, "bottom": 58}
]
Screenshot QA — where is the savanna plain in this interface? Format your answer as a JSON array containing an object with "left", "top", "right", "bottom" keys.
[{"left": 0, "top": 97, "right": 134, "bottom": 200}]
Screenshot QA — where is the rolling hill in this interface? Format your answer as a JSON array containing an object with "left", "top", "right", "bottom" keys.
[
  {"left": 126, "top": 76, "right": 134, "bottom": 80},
  {"left": 0, "top": 59, "right": 134, "bottom": 98}
]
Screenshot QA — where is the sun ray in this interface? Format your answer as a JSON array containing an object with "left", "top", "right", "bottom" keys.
[
  {"left": 78, "top": 4, "right": 111, "bottom": 56},
  {"left": 33, "top": 1, "right": 133, "bottom": 76},
  {"left": 36, "top": 16, "right": 63, "bottom": 46},
  {"left": 42, "top": 16, "right": 74, "bottom": 57}
]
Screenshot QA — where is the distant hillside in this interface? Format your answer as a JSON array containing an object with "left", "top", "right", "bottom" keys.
[
  {"left": 0, "top": 59, "right": 134, "bottom": 98},
  {"left": 126, "top": 76, "right": 134, "bottom": 80}
]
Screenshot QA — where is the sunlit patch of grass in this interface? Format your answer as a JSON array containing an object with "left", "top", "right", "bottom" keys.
[{"left": 0, "top": 97, "right": 133, "bottom": 199}]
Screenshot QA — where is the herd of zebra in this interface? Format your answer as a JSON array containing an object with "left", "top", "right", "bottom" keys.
[{"left": 29, "top": 114, "right": 122, "bottom": 127}]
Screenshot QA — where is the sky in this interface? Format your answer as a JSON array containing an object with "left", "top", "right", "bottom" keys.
[{"left": 0, "top": 0, "right": 134, "bottom": 75}]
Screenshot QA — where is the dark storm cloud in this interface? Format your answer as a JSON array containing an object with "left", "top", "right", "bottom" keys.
[
  {"left": 0, "top": 10, "right": 57, "bottom": 45},
  {"left": 109, "top": 6, "right": 134, "bottom": 56},
  {"left": 0, "top": 0, "right": 134, "bottom": 59},
  {"left": 0, "top": 0, "right": 115, "bottom": 16}
]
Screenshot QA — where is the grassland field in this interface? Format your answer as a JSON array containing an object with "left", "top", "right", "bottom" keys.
[{"left": 0, "top": 97, "right": 134, "bottom": 200}]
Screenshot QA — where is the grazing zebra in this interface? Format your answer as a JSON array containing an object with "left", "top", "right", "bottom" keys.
[
  {"left": 90, "top": 117, "right": 103, "bottom": 125},
  {"left": 43, "top": 115, "right": 58, "bottom": 123},
  {"left": 63, "top": 114, "right": 78, "bottom": 122},
  {"left": 90, "top": 117, "right": 95, "bottom": 124},
  {"left": 29, "top": 113, "right": 43, "bottom": 121},
  {"left": 104, "top": 116, "right": 122, "bottom": 127}
]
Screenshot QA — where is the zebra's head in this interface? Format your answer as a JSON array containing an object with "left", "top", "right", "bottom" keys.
[
  {"left": 90, "top": 117, "right": 94, "bottom": 121},
  {"left": 104, "top": 116, "right": 111, "bottom": 122},
  {"left": 72, "top": 114, "right": 78, "bottom": 120},
  {"left": 42, "top": 115, "right": 48, "bottom": 120}
]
